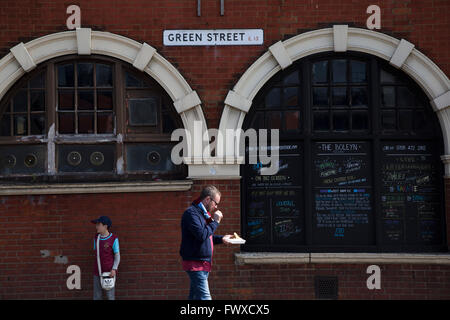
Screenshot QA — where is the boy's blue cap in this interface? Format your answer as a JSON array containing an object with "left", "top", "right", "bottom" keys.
[{"left": 91, "top": 216, "right": 112, "bottom": 227}]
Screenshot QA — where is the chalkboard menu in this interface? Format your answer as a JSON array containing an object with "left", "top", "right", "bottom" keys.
[
  {"left": 244, "top": 143, "right": 304, "bottom": 245},
  {"left": 243, "top": 139, "right": 444, "bottom": 250},
  {"left": 380, "top": 141, "right": 442, "bottom": 245},
  {"left": 246, "top": 143, "right": 302, "bottom": 188},
  {"left": 312, "top": 142, "right": 373, "bottom": 245}
]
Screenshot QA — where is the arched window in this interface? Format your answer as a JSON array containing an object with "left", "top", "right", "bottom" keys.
[
  {"left": 0, "top": 55, "right": 186, "bottom": 182},
  {"left": 242, "top": 52, "right": 446, "bottom": 252}
]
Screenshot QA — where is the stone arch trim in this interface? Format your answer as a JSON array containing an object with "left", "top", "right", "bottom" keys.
[
  {"left": 0, "top": 29, "right": 208, "bottom": 175},
  {"left": 217, "top": 26, "right": 450, "bottom": 177}
]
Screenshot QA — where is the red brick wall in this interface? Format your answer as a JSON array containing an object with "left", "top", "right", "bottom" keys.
[
  {"left": 0, "top": 179, "right": 449, "bottom": 299},
  {"left": 0, "top": 0, "right": 449, "bottom": 129},
  {"left": 0, "top": 0, "right": 449, "bottom": 299}
]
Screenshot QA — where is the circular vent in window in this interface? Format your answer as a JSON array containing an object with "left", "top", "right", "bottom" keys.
[
  {"left": 24, "top": 154, "right": 38, "bottom": 167},
  {"left": 90, "top": 152, "right": 104, "bottom": 166},
  {"left": 4, "top": 154, "right": 16, "bottom": 168},
  {"left": 147, "top": 151, "right": 161, "bottom": 165},
  {"left": 67, "top": 151, "right": 82, "bottom": 166}
]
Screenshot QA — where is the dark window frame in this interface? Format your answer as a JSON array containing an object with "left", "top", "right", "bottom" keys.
[
  {"left": 241, "top": 51, "right": 447, "bottom": 253},
  {"left": 0, "top": 55, "right": 186, "bottom": 182}
]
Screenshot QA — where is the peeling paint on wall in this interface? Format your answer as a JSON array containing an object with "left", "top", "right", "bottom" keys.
[
  {"left": 54, "top": 255, "right": 68, "bottom": 264},
  {"left": 47, "top": 124, "right": 56, "bottom": 174},
  {"left": 40, "top": 249, "right": 68, "bottom": 264},
  {"left": 40, "top": 250, "right": 50, "bottom": 258}
]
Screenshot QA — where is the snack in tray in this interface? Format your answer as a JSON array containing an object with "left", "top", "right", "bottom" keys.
[{"left": 232, "top": 232, "right": 243, "bottom": 240}]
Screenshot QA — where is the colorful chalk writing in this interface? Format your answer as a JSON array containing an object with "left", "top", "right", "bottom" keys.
[
  {"left": 380, "top": 141, "right": 442, "bottom": 245},
  {"left": 312, "top": 141, "right": 373, "bottom": 245}
]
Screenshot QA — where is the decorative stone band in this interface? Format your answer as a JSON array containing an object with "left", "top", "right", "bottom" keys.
[
  {"left": 0, "top": 180, "right": 193, "bottom": 195},
  {"left": 235, "top": 252, "right": 450, "bottom": 265}
]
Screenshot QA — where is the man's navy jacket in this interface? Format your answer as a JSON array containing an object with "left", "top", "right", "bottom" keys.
[{"left": 180, "top": 202, "right": 223, "bottom": 262}]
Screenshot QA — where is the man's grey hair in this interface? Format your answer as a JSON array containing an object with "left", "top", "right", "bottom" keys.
[{"left": 199, "top": 185, "right": 221, "bottom": 200}]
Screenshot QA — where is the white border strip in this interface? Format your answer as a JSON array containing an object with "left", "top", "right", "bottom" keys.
[
  {"left": 235, "top": 252, "right": 450, "bottom": 265},
  {"left": 0, "top": 180, "right": 193, "bottom": 195}
]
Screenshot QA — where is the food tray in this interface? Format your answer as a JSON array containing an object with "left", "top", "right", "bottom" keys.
[{"left": 228, "top": 238, "right": 246, "bottom": 244}]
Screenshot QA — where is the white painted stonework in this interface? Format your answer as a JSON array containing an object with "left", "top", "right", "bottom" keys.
[
  {"left": 218, "top": 26, "right": 450, "bottom": 179},
  {"left": 0, "top": 29, "right": 208, "bottom": 179}
]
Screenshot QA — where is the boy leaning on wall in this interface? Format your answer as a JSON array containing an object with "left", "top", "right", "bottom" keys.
[{"left": 91, "top": 216, "right": 120, "bottom": 300}]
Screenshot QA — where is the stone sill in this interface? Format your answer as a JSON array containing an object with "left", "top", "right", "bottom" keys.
[
  {"left": 0, "top": 180, "right": 193, "bottom": 195},
  {"left": 235, "top": 252, "right": 450, "bottom": 265}
]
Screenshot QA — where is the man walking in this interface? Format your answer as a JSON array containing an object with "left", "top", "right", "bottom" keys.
[{"left": 180, "top": 185, "right": 232, "bottom": 300}]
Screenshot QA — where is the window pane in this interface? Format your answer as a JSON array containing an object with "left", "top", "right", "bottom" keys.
[
  {"left": 283, "top": 70, "right": 299, "bottom": 85},
  {"left": 398, "top": 110, "right": 413, "bottom": 131},
  {"left": 162, "top": 112, "right": 177, "bottom": 134},
  {"left": 13, "top": 115, "right": 27, "bottom": 135},
  {"left": 97, "top": 113, "right": 114, "bottom": 134},
  {"left": 351, "top": 87, "right": 368, "bottom": 107},
  {"left": 381, "top": 110, "right": 396, "bottom": 130},
  {"left": 332, "top": 59, "right": 346, "bottom": 83},
  {"left": 312, "top": 61, "right": 328, "bottom": 83},
  {"left": 313, "top": 87, "right": 328, "bottom": 106},
  {"left": 128, "top": 98, "right": 158, "bottom": 126},
  {"left": 333, "top": 111, "right": 349, "bottom": 131},
  {"left": 30, "top": 72, "right": 45, "bottom": 89},
  {"left": 96, "top": 64, "right": 113, "bottom": 87},
  {"left": 30, "top": 114, "right": 46, "bottom": 135},
  {"left": 381, "top": 86, "right": 395, "bottom": 107},
  {"left": 125, "top": 144, "right": 176, "bottom": 173},
  {"left": 58, "top": 64, "right": 74, "bottom": 87},
  {"left": 352, "top": 111, "right": 368, "bottom": 130},
  {"left": 78, "top": 91, "right": 94, "bottom": 110},
  {"left": 285, "top": 111, "right": 300, "bottom": 131},
  {"left": 77, "top": 63, "right": 94, "bottom": 87},
  {"left": 397, "top": 87, "right": 416, "bottom": 107},
  {"left": 13, "top": 89, "right": 27, "bottom": 112},
  {"left": 78, "top": 113, "right": 95, "bottom": 133},
  {"left": 414, "top": 110, "right": 431, "bottom": 132},
  {"left": 283, "top": 87, "right": 299, "bottom": 106},
  {"left": 58, "top": 113, "right": 75, "bottom": 133},
  {"left": 97, "top": 90, "right": 113, "bottom": 110},
  {"left": 265, "top": 87, "right": 281, "bottom": 107},
  {"left": 58, "top": 144, "right": 115, "bottom": 173},
  {"left": 250, "top": 111, "right": 264, "bottom": 130},
  {"left": 125, "top": 72, "right": 147, "bottom": 87},
  {"left": 58, "top": 91, "right": 74, "bottom": 110},
  {"left": 313, "top": 112, "right": 329, "bottom": 131},
  {"left": 380, "top": 68, "right": 396, "bottom": 83},
  {"left": 332, "top": 87, "right": 347, "bottom": 105},
  {"left": 266, "top": 112, "right": 281, "bottom": 129},
  {"left": 30, "top": 90, "right": 45, "bottom": 111},
  {"left": 1, "top": 115, "right": 11, "bottom": 136},
  {"left": 350, "top": 60, "right": 367, "bottom": 83},
  {"left": 0, "top": 145, "right": 46, "bottom": 174}
]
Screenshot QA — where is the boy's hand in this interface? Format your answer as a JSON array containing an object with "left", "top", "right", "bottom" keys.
[{"left": 110, "top": 269, "right": 117, "bottom": 277}]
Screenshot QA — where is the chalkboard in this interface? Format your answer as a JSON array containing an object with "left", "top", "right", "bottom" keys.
[
  {"left": 313, "top": 142, "right": 371, "bottom": 187},
  {"left": 245, "top": 143, "right": 303, "bottom": 188},
  {"left": 380, "top": 141, "right": 442, "bottom": 245},
  {"left": 245, "top": 188, "right": 304, "bottom": 244},
  {"left": 244, "top": 143, "right": 304, "bottom": 245},
  {"left": 312, "top": 142, "right": 373, "bottom": 245}
]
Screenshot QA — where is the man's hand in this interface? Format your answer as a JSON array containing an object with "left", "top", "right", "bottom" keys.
[
  {"left": 213, "top": 210, "right": 223, "bottom": 223},
  {"left": 222, "top": 234, "right": 233, "bottom": 245}
]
